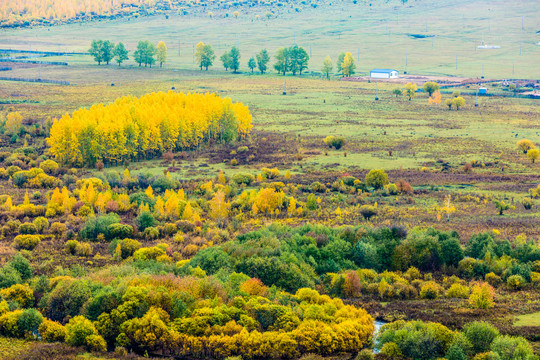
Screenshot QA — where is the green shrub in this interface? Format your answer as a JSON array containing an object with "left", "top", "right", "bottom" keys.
[
  {"left": 17, "top": 308, "right": 43, "bottom": 335},
  {"left": 355, "top": 349, "right": 374, "bottom": 360},
  {"left": 232, "top": 172, "right": 255, "bottom": 185},
  {"left": 65, "top": 240, "right": 79, "bottom": 255},
  {"left": 32, "top": 217, "right": 49, "bottom": 233},
  {"left": 80, "top": 214, "right": 120, "bottom": 241},
  {"left": 136, "top": 211, "right": 156, "bottom": 231},
  {"left": 365, "top": 169, "right": 389, "bottom": 190},
  {"left": 490, "top": 335, "right": 535, "bottom": 360},
  {"left": 107, "top": 223, "right": 133, "bottom": 239},
  {"left": 323, "top": 135, "right": 346, "bottom": 149},
  {"left": 359, "top": 205, "right": 377, "bottom": 220},
  {"left": 65, "top": 315, "right": 98, "bottom": 347},
  {"left": 120, "top": 238, "right": 142, "bottom": 259},
  {"left": 19, "top": 223, "right": 38, "bottom": 235},
  {"left": 446, "top": 283, "right": 470, "bottom": 298},
  {"left": 463, "top": 321, "right": 500, "bottom": 354},
  {"left": 506, "top": 275, "right": 525, "bottom": 290},
  {"left": 13, "top": 234, "right": 42, "bottom": 250}
]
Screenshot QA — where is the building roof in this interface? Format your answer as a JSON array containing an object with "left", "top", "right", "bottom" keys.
[{"left": 370, "top": 69, "right": 398, "bottom": 73}]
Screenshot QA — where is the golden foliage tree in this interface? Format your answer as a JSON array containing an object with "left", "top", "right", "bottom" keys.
[{"left": 47, "top": 92, "right": 253, "bottom": 167}]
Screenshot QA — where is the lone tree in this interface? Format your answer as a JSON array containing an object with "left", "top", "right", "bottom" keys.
[
  {"left": 493, "top": 200, "right": 514, "bottom": 215},
  {"left": 156, "top": 41, "right": 167, "bottom": 67},
  {"left": 256, "top": 49, "right": 270, "bottom": 74},
  {"left": 393, "top": 89, "right": 403, "bottom": 97},
  {"left": 341, "top": 52, "right": 355, "bottom": 76},
  {"left": 365, "top": 169, "right": 389, "bottom": 190},
  {"left": 195, "top": 42, "right": 216, "bottom": 70},
  {"left": 321, "top": 56, "right": 333, "bottom": 79},
  {"left": 404, "top": 82, "right": 418, "bottom": 101},
  {"left": 229, "top": 46, "right": 241, "bottom": 72},
  {"left": 113, "top": 42, "right": 128, "bottom": 66},
  {"left": 452, "top": 96, "right": 465, "bottom": 110},
  {"left": 220, "top": 51, "right": 232, "bottom": 71},
  {"left": 248, "top": 57, "right": 256, "bottom": 72},
  {"left": 517, "top": 139, "right": 535, "bottom": 154},
  {"left": 423, "top": 81, "right": 440, "bottom": 96},
  {"left": 527, "top": 148, "right": 539, "bottom": 163}
]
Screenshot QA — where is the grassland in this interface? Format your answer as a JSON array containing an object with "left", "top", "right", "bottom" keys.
[{"left": 0, "top": 0, "right": 539, "bottom": 78}]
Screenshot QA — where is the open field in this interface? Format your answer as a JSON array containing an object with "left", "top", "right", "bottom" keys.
[{"left": 0, "top": 0, "right": 539, "bottom": 78}]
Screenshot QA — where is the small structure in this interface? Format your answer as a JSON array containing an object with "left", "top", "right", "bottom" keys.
[
  {"left": 478, "top": 87, "right": 488, "bottom": 95},
  {"left": 370, "top": 69, "right": 399, "bottom": 79}
]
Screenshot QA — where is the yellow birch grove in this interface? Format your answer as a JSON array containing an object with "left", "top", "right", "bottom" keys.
[{"left": 47, "top": 91, "right": 253, "bottom": 167}]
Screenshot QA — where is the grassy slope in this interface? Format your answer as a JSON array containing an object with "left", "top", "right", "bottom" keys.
[{"left": 0, "top": 0, "right": 539, "bottom": 78}]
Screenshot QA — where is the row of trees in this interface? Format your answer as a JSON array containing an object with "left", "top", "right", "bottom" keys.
[
  {"left": 47, "top": 91, "right": 253, "bottom": 167},
  {"left": 90, "top": 40, "right": 359, "bottom": 77},
  {"left": 89, "top": 40, "right": 168, "bottom": 67},
  {"left": 195, "top": 43, "right": 358, "bottom": 77}
]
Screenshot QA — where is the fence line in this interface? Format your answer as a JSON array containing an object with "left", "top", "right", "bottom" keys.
[
  {"left": 0, "top": 77, "right": 70, "bottom": 85},
  {"left": 0, "top": 59, "right": 68, "bottom": 65},
  {"left": 0, "top": 49, "right": 88, "bottom": 56}
]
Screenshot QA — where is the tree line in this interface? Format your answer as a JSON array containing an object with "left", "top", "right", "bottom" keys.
[
  {"left": 89, "top": 40, "right": 359, "bottom": 77},
  {"left": 47, "top": 91, "right": 253, "bottom": 167},
  {"left": 89, "top": 40, "right": 168, "bottom": 67}
]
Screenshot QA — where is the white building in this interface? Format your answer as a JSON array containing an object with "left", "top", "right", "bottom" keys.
[{"left": 370, "top": 69, "right": 399, "bottom": 79}]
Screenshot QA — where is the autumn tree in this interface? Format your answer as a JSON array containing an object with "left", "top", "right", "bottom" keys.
[
  {"left": 517, "top": 139, "right": 535, "bottom": 154},
  {"left": 156, "top": 41, "right": 167, "bottom": 67},
  {"left": 321, "top": 56, "right": 333, "bottom": 79},
  {"left": 423, "top": 81, "right": 440, "bottom": 96},
  {"left": 527, "top": 148, "right": 539, "bottom": 163},
  {"left": 4, "top": 111, "right": 23, "bottom": 135},
  {"left": 493, "top": 199, "right": 514, "bottom": 215},
  {"left": 452, "top": 96, "right": 465, "bottom": 110},
  {"left": 247, "top": 57, "right": 256, "bottom": 72},
  {"left": 195, "top": 42, "right": 215, "bottom": 70},
  {"left": 393, "top": 89, "right": 403, "bottom": 97},
  {"left": 256, "top": 49, "right": 270, "bottom": 74},
  {"left": 341, "top": 52, "right": 355, "bottom": 76},
  {"left": 445, "top": 98, "right": 453, "bottom": 110},
  {"left": 365, "top": 169, "right": 389, "bottom": 190},
  {"left": 113, "top": 42, "right": 128, "bottom": 66},
  {"left": 47, "top": 92, "right": 253, "bottom": 166},
  {"left": 209, "top": 190, "right": 230, "bottom": 227},
  {"left": 404, "top": 82, "right": 417, "bottom": 101},
  {"left": 428, "top": 91, "right": 442, "bottom": 105}
]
